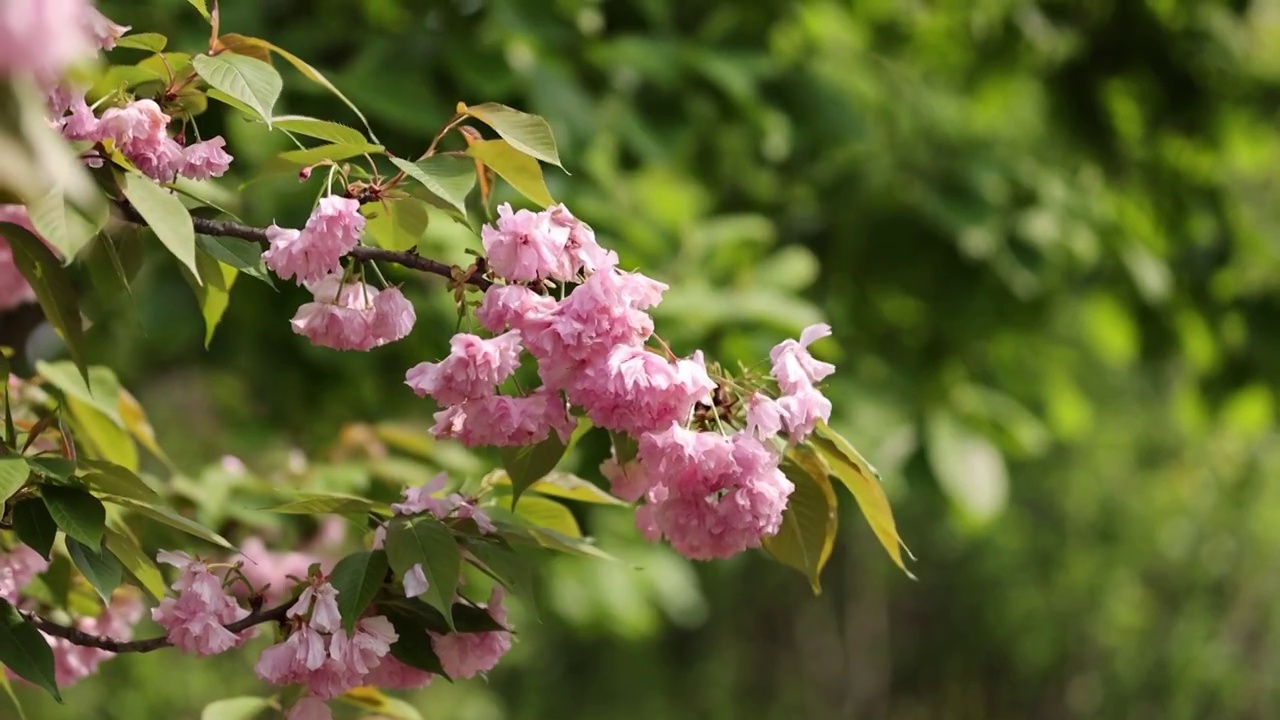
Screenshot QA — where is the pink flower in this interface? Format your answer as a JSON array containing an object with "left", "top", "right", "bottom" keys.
[
  {"left": 405, "top": 332, "right": 524, "bottom": 406},
  {"left": 0, "top": 545, "right": 48, "bottom": 603},
  {"left": 178, "top": 136, "right": 233, "bottom": 180},
  {"left": 257, "top": 615, "right": 396, "bottom": 701},
  {"left": 0, "top": 0, "right": 95, "bottom": 78},
  {"left": 776, "top": 385, "right": 832, "bottom": 442},
  {"left": 391, "top": 473, "right": 496, "bottom": 533},
  {"left": 151, "top": 551, "right": 249, "bottom": 656},
  {"left": 430, "top": 388, "right": 574, "bottom": 448},
  {"left": 474, "top": 284, "right": 558, "bottom": 335},
  {"left": 403, "top": 565, "right": 429, "bottom": 597},
  {"left": 263, "top": 196, "right": 364, "bottom": 285},
  {"left": 481, "top": 203, "right": 569, "bottom": 282},
  {"left": 636, "top": 426, "right": 794, "bottom": 560},
  {"left": 287, "top": 697, "right": 332, "bottom": 720},
  {"left": 567, "top": 346, "right": 714, "bottom": 436},
  {"left": 82, "top": 7, "right": 129, "bottom": 50},
  {"left": 56, "top": 94, "right": 100, "bottom": 141},
  {"left": 746, "top": 393, "right": 784, "bottom": 440},
  {"left": 599, "top": 453, "right": 650, "bottom": 503},
  {"left": 770, "top": 323, "right": 835, "bottom": 394},
  {"left": 430, "top": 587, "right": 512, "bottom": 679},
  {"left": 547, "top": 204, "right": 616, "bottom": 280},
  {"left": 370, "top": 287, "right": 416, "bottom": 343},
  {"left": 97, "top": 99, "right": 188, "bottom": 182},
  {"left": 363, "top": 656, "right": 434, "bottom": 689},
  {"left": 288, "top": 580, "right": 342, "bottom": 634},
  {"left": 290, "top": 274, "right": 408, "bottom": 351}
]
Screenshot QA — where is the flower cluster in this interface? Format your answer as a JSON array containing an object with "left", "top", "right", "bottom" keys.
[
  {"left": 263, "top": 197, "right": 365, "bottom": 286},
  {"left": 430, "top": 586, "right": 512, "bottom": 679},
  {"left": 0, "top": 205, "right": 38, "bottom": 312},
  {"left": 377, "top": 474, "right": 496, "bottom": 597},
  {"left": 0, "top": 0, "right": 124, "bottom": 79},
  {"left": 289, "top": 272, "right": 415, "bottom": 351},
  {"left": 256, "top": 577, "right": 398, "bottom": 720},
  {"left": 151, "top": 551, "right": 250, "bottom": 656}
]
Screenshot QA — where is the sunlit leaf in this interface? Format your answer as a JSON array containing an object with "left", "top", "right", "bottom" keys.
[
  {"left": 200, "top": 697, "right": 271, "bottom": 720},
  {"left": 483, "top": 470, "right": 628, "bottom": 506},
  {"left": 118, "top": 388, "right": 170, "bottom": 465},
  {"left": 186, "top": 0, "right": 211, "bottom": 21},
  {"left": 272, "top": 116, "right": 366, "bottom": 145},
  {"left": 0, "top": 458, "right": 28, "bottom": 505},
  {"left": 101, "top": 495, "right": 234, "bottom": 550},
  {"left": 104, "top": 527, "right": 165, "bottom": 601},
  {"left": 762, "top": 447, "right": 838, "bottom": 594},
  {"left": 119, "top": 172, "right": 199, "bottom": 280},
  {"left": 505, "top": 495, "right": 581, "bottom": 538},
  {"left": 0, "top": 672, "right": 27, "bottom": 720},
  {"left": 191, "top": 53, "right": 282, "bottom": 127},
  {"left": 35, "top": 361, "right": 122, "bottom": 422},
  {"left": 184, "top": 247, "right": 238, "bottom": 347},
  {"left": 462, "top": 103, "right": 563, "bottom": 168},
  {"left": 467, "top": 139, "right": 554, "bottom": 208},
  {"left": 273, "top": 142, "right": 383, "bottom": 167},
  {"left": 810, "top": 421, "right": 914, "bottom": 577},
  {"left": 115, "top": 33, "right": 168, "bottom": 52},
  {"left": 338, "top": 687, "right": 422, "bottom": 720},
  {"left": 79, "top": 459, "right": 159, "bottom": 501},
  {"left": 362, "top": 198, "right": 431, "bottom": 252},
  {"left": 66, "top": 395, "right": 138, "bottom": 471},
  {"left": 237, "top": 38, "right": 378, "bottom": 143},
  {"left": 390, "top": 156, "right": 476, "bottom": 215},
  {"left": 26, "top": 187, "right": 106, "bottom": 260},
  {"left": 267, "top": 492, "right": 383, "bottom": 515},
  {"left": 197, "top": 236, "right": 273, "bottom": 286}
]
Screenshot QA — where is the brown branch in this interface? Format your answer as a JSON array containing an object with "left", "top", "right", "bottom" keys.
[
  {"left": 115, "top": 201, "right": 493, "bottom": 291},
  {"left": 25, "top": 599, "right": 292, "bottom": 655}
]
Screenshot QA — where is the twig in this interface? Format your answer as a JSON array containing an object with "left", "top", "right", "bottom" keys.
[
  {"left": 115, "top": 202, "right": 493, "bottom": 291},
  {"left": 25, "top": 600, "right": 292, "bottom": 655}
]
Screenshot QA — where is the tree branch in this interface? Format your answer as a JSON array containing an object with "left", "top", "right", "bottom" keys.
[
  {"left": 25, "top": 600, "right": 292, "bottom": 655},
  {"left": 116, "top": 202, "right": 493, "bottom": 291}
]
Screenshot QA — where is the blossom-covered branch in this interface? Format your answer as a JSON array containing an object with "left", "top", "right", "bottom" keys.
[
  {"left": 115, "top": 202, "right": 493, "bottom": 290},
  {"left": 25, "top": 599, "right": 292, "bottom": 655}
]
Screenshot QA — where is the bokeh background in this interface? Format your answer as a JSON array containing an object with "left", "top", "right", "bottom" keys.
[{"left": 8, "top": 0, "right": 1280, "bottom": 718}]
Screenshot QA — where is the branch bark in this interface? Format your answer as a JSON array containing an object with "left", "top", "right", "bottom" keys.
[
  {"left": 116, "top": 202, "right": 493, "bottom": 291},
  {"left": 26, "top": 600, "right": 292, "bottom": 654}
]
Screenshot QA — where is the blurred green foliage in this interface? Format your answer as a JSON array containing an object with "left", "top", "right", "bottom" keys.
[{"left": 12, "top": 0, "right": 1280, "bottom": 718}]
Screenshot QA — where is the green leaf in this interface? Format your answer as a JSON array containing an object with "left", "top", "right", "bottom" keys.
[
  {"left": 390, "top": 156, "right": 476, "bottom": 215},
  {"left": 0, "top": 672, "right": 28, "bottom": 720},
  {"left": 35, "top": 361, "right": 122, "bottom": 423},
  {"left": 119, "top": 172, "right": 199, "bottom": 280},
  {"left": 810, "top": 421, "right": 914, "bottom": 577},
  {"left": 186, "top": 0, "right": 211, "bottom": 21},
  {"left": 272, "top": 116, "right": 366, "bottom": 145},
  {"left": 499, "top": 432, "right": 568, "bottom": 507},
  {"left": 385, "top": 516, "right": 461, "bottom": 630},
  {"left": 267, "top": 492, "right": 381, "bottom": 515},
  {"left": 185, "top": 247, "right": 238, "bottom": 347},
  {"left": 197, "top": 236, "right": 273, "bottom": 286},
  {"left": 329, "top": 550, "right": 389, "bottom": 634},
  {"left": 118, "top": 389, "right": 170, "bottom": 465},
  {"left": 361, "top": 198, "right": 430, "bottom": 252},
  {"left": 467, "top": 139, "right": 554, "bottom": 208},
  {"left": 200, "top": 697, "right": 271, "bottom": 720},
  {"left": 493, "top": 519, "right": 618, "bottom": 561},
  {"left": 104, "top": 527, "right": 166, "bottom": 601},
  {"left": 337, "top": 687, "right": 423, "bottom": 720},
  {"left": 246, "top": 39, "right": 378, "bottom": 144},
  {"left": 3, "top": 222, "right": 88, "bottom": 381},
  {"left": 101, "top": 495, "right": 234, "bottom": 550},
  {"left": 383, "top": 610, "right": 449, "bottom": 678},
  {"left": 12, "top": 500, "right": 57, "bottom": 560},
  {"left": 115, "top": 33, "right": 168, "bottom": 52},
  {"left": 762, "top": 448, "right": 838, "bottom": 594},
  {"left": 463, "top": 103, "right": 563, "bottom": 168},
  {"left": 273, "top": 142, "right": 383, "bottom": 167},
  {"left": 66, "top": 537, "right": 122, "bottom": 602},
  {"left": 79, "top": 460, "right": 159, "bottom": 501},
  {"left": 609, "top": 430, "right": 639, "bottom": 464},
  {"left": 26, "top": 187, "right": 107, "bottom": 260},
  {"left": 0, "top": 598, "right": 61, "bottom": 702},
  {"left": 464, "top": 540, "right": 537, "bottom": 617},
  {"left": 25, "top": 456, "right": 75, "bottom": 480},
  {"left": 41, "top": 486, "right": 105, "bottom": 549},
  {"left": 0, "top": 458, "right": 29, "bottom": 504},
  {"left": 67, "top": 396, "right": 138, "bottom": 471},
  {"left": 505, "top": 495, "right": 581, "bottom": 538},
  {"left": 191, "top": 53, "right": 282, "bottom": 127},
  {"left": 483, "top": 470, "right": 628, "bottom": 506}
]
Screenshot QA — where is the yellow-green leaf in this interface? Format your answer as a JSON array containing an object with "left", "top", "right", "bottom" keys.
[
  {"left": 462, "top": 103, "right": 563, "bottom": 168},
  {"left": 467, "top": 139, "right": 554, "bottom": 208},
  {"left": 185, "top": 248, "right": 238, "bottom": 347},
  {"left": 272, "top": 115, "right": 366, "bottom": 145},
  {"left": 104, "top": 527, "right": 166, "bottom": 601},
  {"left": 26, "top": 186, "right": 107, "bottom": 260},
  {"left": 810, "top": 421, "right": 914, "bottom": 577},
  {"left": 362, "top": 198, "right": 431, "bottom": 252},
  {"left": 337, "top": 687, "right": 423, "bottom": 720},
  {"left": 506, "top": 495, "right": 581, "bottom": 538},
  {"left": 191, "top": 53, "right": 282, "bottom": 127},
  {"left": 763, "top": 447, "right": 838, "bottom": 593},
  {"left": 66, "top": 396, "right": 138, "bottom": 471},
  {"left": 390, "top": 156, "right": 475, "bottom": 215},
  {"left": 119, "top": 172, "right": 199, "bottom": 281}
]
